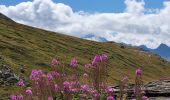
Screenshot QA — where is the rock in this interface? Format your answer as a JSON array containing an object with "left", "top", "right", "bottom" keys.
[
  {"left": 6, "top": 77, "right": 18, "bottom": 85},
  {"left": 114, "top": 80, "right": 170, "bottom": 99},
  {"left": 120, "top": 45, "right": 125, "bottom": 49},
  {"left": 0, "top": 64, "right": 19, "bottom": 86},
  {"left": 144, "top": 80, "right": 170, "bottom": 97}
]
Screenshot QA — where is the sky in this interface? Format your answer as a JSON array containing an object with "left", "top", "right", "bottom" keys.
[
  {"left": 0, "top": 0, "right": 170, "bottom": 48},
  {"left": 0, "top": 0, "right": 164, "bottom": 13}
]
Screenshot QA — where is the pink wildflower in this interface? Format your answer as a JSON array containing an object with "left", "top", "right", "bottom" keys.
[
  {"left": 142, "top": 96, "right": 148, "bottom": 100},
  {"left": 81, "top": 85, "right": 89, "bottom": 91},
  {"left": 29, "top": 69, "right": 43, "bottom": 81},
  {"left": 84, "top": 64, "right": 92, "bottom": 68},
  {"left": 92, "top": 55, "right": 102, "bottom": 66},
  {"left": 25, "top": 89, "right": 32, "bottom": 95},
  {"left": 136, "top": 68, "right": 142, "bottom": 76},
  {"left": 70, "top": 58, "right": 78, "bottom": 67},
  {"left": 47, "top": 73, "right": 53, "bottom": 81},
  {"left": 17, "top": 95, "right": 23, "bottom": 100},
  {"left": 122, "top": 76, "right": 128, "bottom": 82},
  {"left": 101, "top": 54, "right": 108, "bottom": 61},
  {"left": 17, "top": 79, "right": 25, "bottom": 87},
  {"left": 48, "top": 96, "right": 53, "bottom": 100},
  {"left": 106, "top": 87, "right": 114, "bottom": 94},
  {"left": 51, "top": 58, "right": 58, "bottom": 66},
  {"left": 107, "top": 96, "right": 114, "bottom": 100},
  {"left": 10, "top": 95, "right": 17, "bottom": 100}
]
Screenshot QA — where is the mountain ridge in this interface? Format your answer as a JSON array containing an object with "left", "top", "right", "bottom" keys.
[
  {"left": 82, "top": 34, "right": 108, "bottom": 42},
  {"left": 0, "top": 13, "right": 14, "bottom": 22},
  {"left": 139, "top": 43, "right": 170, "bottom": 61}
]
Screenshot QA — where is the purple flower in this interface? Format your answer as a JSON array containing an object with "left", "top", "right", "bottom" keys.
[
  {"left": 70, "top": 58, "right": 78, "bottom": 67},
  {"left": 94, "top": 93, "right": 100, "bottom": 98},
  {"left": 101, "top": 54, "right": 108, "bottom": 61},
  {"left": 91, "top": 89, "right": 98, "bottom": 94},
  {"left": 63, "top": 81, "right": 70, "bottom": 88},
  {"left": 48, "top": 96, "right": 53, "bottom": 100},
  {"left": 91, "top": 89, "right": 100, "bottom": 98},
  {"left": 17, "top": 79, "right": 25, "bottom": 87},
  {"left": 10, "top": 95, "right": 17, "bottom": 100},
  {"left": 142, "top": 90, "right": 146, "bottom": 94},
  {"left": 122, "top": 76, "right": 128, "bottom": 82},
  {"left": 81, "top": 85, "right": 89, "bottom": 91},
  {"left": 107, "top": 96, "right": 114, "bottom": 100},
  {"left": 106, "top": 87, "right": 114, "bottom": 94},
  {"left": 92, "top": 55, "right": 102, "bottom": 66},
  {"left": 29, "top": 69, "right": 43, "bottom": 81},
  {"left": 71, "top": 81, "right": 80, "bottom": 87},
  {"left": 54, "top": 84, "right": 59, "bottom": 92},
  {"left": 25, "top": 89, "right": 32, "bottom": 95},
  {"left": 136, "top": 68, "right": 142, "bottom": 76},
  {"left": 50, "top": 71, "right": 60, "bottom": 78},
  {"left": 84, "top": 64, "right": 92, "bottom": 68},
  {"left": 51, "top": 58, "right": 58, "bottom": 66},
  {"left": 71, "top": 88, "right": 79, "bottom": 93},
  {"left": 79, "top": 94, "right": 87, "bottom": 98},
  {"left": 142, "top": 96, "right": 148, "bottom": 100},
  {"left": 17, "top": 95, "right": 23, "bottom": 100},
  {"left": 47, "top": 73, "right": 53, "bottom": 81}
]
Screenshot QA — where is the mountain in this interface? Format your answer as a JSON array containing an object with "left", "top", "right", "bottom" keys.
[
  {"left": 0, "top": 13, "right": 14, "bottom": 22},
  {"left": 0, "top": 13, "right": 170, "bottom": 84},
  {"left": 140, "top": 44, "right": 170, "bottom": 61},
  {"left": 139, "top": 45, "right": 151, "bottom": 51},
  {"left": 1, "top": 12, "right": 170, "bottom": 97},
  {"left": 82, "top": 34, "right": 108, "bottom": 42}
]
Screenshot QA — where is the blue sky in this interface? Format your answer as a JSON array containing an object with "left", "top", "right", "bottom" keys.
[{"left": 0, "top": 0, "right": 164, "bottom": 13}]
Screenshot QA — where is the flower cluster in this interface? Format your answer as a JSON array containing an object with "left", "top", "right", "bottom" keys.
[
  {"left": 29, "top": 69, "right": 43, "bottom": 81},
  {"left": 17, "top": 79, "right": 25, "bottom": 87},
  {"left": 70, "top": 58, "right": 78, "bottom": 67},
  {"left": 11, "top": 55, "right": 148, "bottom": 100},
  {"left": 92, "top": 54, "right": 108, "bottom": 66},
  {"left": 51, "top": 58, "right": 58, "bottom": 66},
  {"left": 10, "top": 95, "right": 23, "bottom": 100}
]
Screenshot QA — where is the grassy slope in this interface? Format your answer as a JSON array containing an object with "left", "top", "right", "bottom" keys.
[{"left": 0, "top": 18, "right": 170, "bottom": 84}]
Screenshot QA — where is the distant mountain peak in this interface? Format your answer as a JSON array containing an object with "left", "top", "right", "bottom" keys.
[
  {"left": 157, "top": 43, "right": 170, "bottom": 49},
  {"left": 0, "top": 13, "right": 14, "bottom": 22},
  {"left": 139, "top": 43, "right": 170, "bottom": 61},
  {"left": 82, "top": 34, "right": 108, "bottom": 42},
  {"left": 139, "top": 45, "right": 151, "bottom": 51}
]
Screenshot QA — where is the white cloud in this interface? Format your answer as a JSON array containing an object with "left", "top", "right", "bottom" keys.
[
  {"left": 125, "top": 0, "right": 145, "bottom": 14},
  {"left": 0, "top": 0, "right": 170, "bottom": 49}
]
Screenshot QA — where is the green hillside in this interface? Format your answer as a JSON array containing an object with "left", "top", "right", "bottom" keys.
[{"left": 0, "top": 15, "right": 170, "bottom": 85}]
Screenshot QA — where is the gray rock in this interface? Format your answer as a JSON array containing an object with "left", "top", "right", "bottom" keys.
[
  {"left": 144, "top": 80, "right": 170, "bottom": 97},
  {"left": 0, "top": 64, "right": 19, "bottom": 86}
]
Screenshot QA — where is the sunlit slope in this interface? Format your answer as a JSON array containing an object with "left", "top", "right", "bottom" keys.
[{"left": 0, "top": 17, "right": 170, "bottom": 83}]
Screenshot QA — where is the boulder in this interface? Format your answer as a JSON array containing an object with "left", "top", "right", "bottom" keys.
[
  {"left": 0, "top": 64, "right": 19, "bottom": 86},
  {"left": 144, "top": 80, "right": 170, "bottom": 97}
]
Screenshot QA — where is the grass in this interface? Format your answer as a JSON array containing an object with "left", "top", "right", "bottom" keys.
[{"left": 0, "top": 18, "right": 170, "bottom": 98}]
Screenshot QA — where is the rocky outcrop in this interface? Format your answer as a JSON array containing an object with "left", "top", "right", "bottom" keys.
[
  {"left": 145, "top": 80, "right": 170, "bottom": 97},
  {"left": 0, "top": 65, "right": 19, "bottom": 86},
  {"left": 114, "top": 80, "right": 170, "bottom": 99}
]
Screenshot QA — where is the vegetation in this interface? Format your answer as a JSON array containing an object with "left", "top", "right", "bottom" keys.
[
  {"left": 0, "top": 17, "right": 170, "bottom": 98},
  {"left": 10, "top": 55, "right": 148, "bottom": 100}
]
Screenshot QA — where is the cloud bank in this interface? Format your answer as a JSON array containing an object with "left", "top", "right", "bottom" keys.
[{"left": 0, "top": 0, "right": 170, "bottom": 48}]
